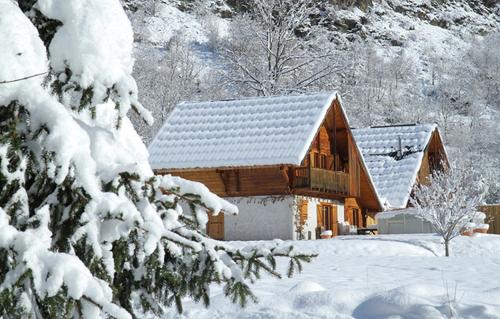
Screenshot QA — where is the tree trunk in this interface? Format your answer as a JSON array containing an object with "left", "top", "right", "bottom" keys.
[{"left": 444, "top": 239, "right": 450, "bottom": 257}]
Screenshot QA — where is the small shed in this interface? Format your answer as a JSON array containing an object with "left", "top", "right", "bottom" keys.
[
  {"left": 377, "top": 208, "right": 489, "bottom": 235},
  {"left": 376, "top": 209, "right": 434, "bottom": 234}
]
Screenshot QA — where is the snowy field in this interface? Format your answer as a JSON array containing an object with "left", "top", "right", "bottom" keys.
[{"left": 164, "top": 234, "right": 500, "bottom": 319}]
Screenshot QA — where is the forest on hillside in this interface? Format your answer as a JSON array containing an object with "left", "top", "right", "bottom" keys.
[{"left": 124, "top": 0, "right": 500, "bottom": 203}]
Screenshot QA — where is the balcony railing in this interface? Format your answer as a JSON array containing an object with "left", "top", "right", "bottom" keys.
[{"left": 292, "top": 167, "right": 349, "bottom": 195}]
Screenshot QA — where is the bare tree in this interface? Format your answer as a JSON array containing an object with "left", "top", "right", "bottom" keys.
[
  {"left": 469, "top": 33, "right": 500, "bottom": 110},
  {"left": 335, "top": 44, "right": 383, "bottom": 126},
  {"left": 132, "top": 37, "right": 203, "bottom": 142},
  {"left": 219, "top": 0, "right": 343, "bottom": 96},
  {"left": 341, "top": 45, "right": 420, "bottom": 126},
  {"left": 436, "top": 91, "right": 456, "bottom": 138},
  {"left": 410, "top": 160, "right": 486, "bottom": 256}
]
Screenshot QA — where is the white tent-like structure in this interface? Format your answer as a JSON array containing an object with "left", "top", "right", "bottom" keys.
[{"left": 376, "top": 208, "right": 434, "bottom": 234}]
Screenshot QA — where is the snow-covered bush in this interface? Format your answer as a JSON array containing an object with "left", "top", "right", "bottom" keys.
[
  {"left": 0, "top": 1, "right": 314, "bottom": 318},
  {"left": 410, "top": 160, "right": 486, "bottom": 256}
]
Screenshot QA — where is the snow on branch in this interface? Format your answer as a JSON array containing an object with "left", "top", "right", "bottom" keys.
[{"left": 0, "top": 207, "right": 131, "bottom": 319}]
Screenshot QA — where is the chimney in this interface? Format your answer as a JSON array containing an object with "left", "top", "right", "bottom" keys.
[{"left": 396, "top": 135, "right": 403, "bottom": 160}]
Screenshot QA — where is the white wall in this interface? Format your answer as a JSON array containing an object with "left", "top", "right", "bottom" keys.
[
  {"left": 224, "top": 196, "right": 295, "bottom": 240},
  {"left": 223, "top": 195, "right": 345, "bottom": 241}
]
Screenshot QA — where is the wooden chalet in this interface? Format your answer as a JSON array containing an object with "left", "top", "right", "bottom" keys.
[
  {"left": 352, "top": 124, "right": 449, "bottom": 230},
  {"left": 149, "top": 92, "right": 383, "bottom": 240}
]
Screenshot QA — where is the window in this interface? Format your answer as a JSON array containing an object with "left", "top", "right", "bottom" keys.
[
  {"left": 311, "top": 152, "right": 330, "bottom": 169},
  {"left": 323, "top": 205, "right": 332, "bottom": 230},
  {"left": 311, "top": 152, "right": 320, "bottom": 168},
  {"left": 317, "top": 204, "right": 338, "bottom": 235},
  {"left": 320, "top": 154, "right": 329, "bottom": 169},
  {"left": 429, "top": 153, "right": 443, "bottom": 174}
]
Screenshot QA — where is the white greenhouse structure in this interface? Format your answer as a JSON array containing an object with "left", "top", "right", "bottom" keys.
[
  {"left": 376, "top": 209, "right": 489, "bottom": 235},
  {"left": 376, "top": 209, "right": 434, "bottom": 234}
]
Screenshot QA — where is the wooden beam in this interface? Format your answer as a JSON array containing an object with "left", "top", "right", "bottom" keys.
[
  {"left": 217, "top": 169, "right": 229, "bottom": 195},
  {"left": 280, "top": 165, "right": 290, "bottom": 185},
  {"left": 236, "top": 169, "right": 240, "bottom": 193},
  {"left": 333, "top": 103, "right": 337, "bottom": 170},
  {"left": 291, "top": 188, "right": 347, "bottom": 201},
  {"left": 155, "top": 164, "right": 303, "bottom": 175}
]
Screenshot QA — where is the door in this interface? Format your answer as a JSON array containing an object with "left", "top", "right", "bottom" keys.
[
  {"left": 345, "top": 198, "right": 363, "bottom": 228},
  {"left": 207, "top": 213, "right": 224, "bottom": 240},
  {"left": 316, "top": 204, "right": 338, "bottom": 236}
]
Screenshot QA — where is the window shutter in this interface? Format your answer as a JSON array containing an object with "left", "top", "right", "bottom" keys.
[
  {"left": 299, "top": 200, "right": 308, "bottom": 226},
  {"left": 316, "top": 204, "right": 324, "bottom": 228}
]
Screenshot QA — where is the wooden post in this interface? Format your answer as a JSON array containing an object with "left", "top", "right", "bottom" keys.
[
  {"left": 333, "top": 104, "right": 337, "bottom": 171},
  {"left": 309, "top": 156, "right": 312, "bottom": 190}
]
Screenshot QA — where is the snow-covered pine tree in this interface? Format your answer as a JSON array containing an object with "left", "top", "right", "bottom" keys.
[{"left": 0, "top": 1, "right": 315, "bottom": 318}]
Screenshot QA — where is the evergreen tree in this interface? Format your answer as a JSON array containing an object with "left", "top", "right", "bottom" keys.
[{"left": 0, "top": 1, "right": 315, "bottom": 318}]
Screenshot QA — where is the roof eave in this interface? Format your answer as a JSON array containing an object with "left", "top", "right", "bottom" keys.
[{"left": 153, "top": 163, "right": 300, "bottom": 173}]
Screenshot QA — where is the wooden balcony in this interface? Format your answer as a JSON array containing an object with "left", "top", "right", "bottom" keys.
[{"left": 292, "top": 167, "right": 349, "bottom": 195}]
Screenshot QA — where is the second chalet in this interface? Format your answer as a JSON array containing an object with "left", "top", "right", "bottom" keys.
[
  {"left": 352, "top": 124, "right": 449, "bottom": 233},
  {"left": 148, "top": 92, "right": 383, "bottom": 240}
]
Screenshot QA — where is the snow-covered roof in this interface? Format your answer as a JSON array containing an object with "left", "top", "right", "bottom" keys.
[
  {"left": 352, "top": 124, "right": 438, "bottom": 209},
  {"left": 149, "top": 92, "right": 338, "bottom": 169}
]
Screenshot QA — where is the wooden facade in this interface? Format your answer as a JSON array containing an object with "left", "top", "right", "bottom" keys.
[
  {"left": 156, "top": 98, "right": 383, "bottom": 239},
  {"left": 417, "top": 129, "right": 448, "bottom": 185},
  {"left": 344, "top": 197, "right": 364, "bottom": 228},
  {"left": 207, "top": 213, "right": 224, "bottom": 240}
]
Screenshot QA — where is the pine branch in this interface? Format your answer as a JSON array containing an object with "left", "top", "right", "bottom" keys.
[
  {"left": 80, "top": 296, "right": 123, "bottom": 319},
  {"left": 161, "top": 188, "right": 235, "bottom": 216}
]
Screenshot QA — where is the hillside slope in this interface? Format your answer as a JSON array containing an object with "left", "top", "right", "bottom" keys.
[
  {"left": 125, "top": 0, "right": 500, "bottom": 56},
  {"left": 124, "top": 0, "right": 500, "bottom": 202}
]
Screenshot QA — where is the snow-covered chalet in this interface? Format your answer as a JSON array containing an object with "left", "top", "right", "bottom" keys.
[
  {"left": 352, "top": 124, "right": 449, "bottom": 232},
  {"left": 149, "top": 92, "right": 383, "bottom": 240}
]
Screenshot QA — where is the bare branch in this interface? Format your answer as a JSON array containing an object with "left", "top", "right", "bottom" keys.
[{"left": 0, "top": 71, "right": 48, "bottom": 84}]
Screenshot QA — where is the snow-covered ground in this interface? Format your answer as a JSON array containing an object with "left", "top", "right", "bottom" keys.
[{"left": 164, "top": 234, "right": 500, "bottom": 319}]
